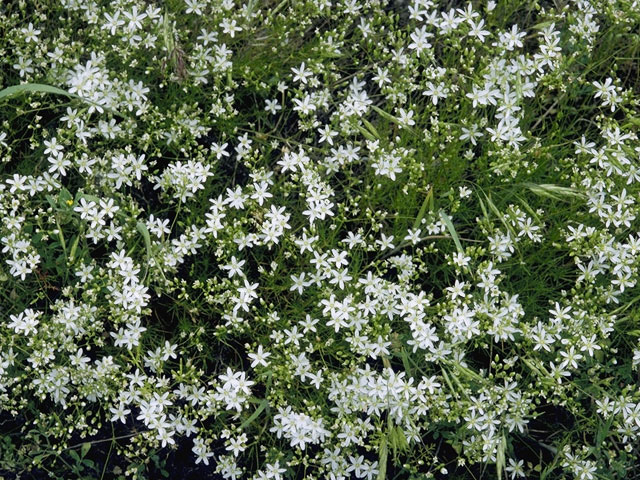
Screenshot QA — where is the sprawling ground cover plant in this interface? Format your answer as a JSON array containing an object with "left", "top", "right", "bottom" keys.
[{"left": 1, "top": 0, "right": 640, "bottom": 478}]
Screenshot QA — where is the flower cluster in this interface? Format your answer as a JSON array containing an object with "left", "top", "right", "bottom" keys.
[{"left": 2, "top": 0, "right": 640, "bottom": 479}]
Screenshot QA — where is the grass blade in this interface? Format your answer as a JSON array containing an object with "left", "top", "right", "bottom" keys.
[
  {"left": 377, "top": 432, "right": 388, "bottom": 480},
  {"left": 0, "top": 83, "right": 74, "bottom": 101},
  {"left": 496, "top": 434, "right": 506, "bottom": 480},
  {"left": 240, "top": 398, "right": 269, "bottom": 430},
  {"left": 0, "top": 82, "right": 124, "bottom": 117},
  {"left": 439, "top": 210, "right": 463, "bottom": 253},
  {"left": 136, "top": 221, "right": 152, "bottom": 281},
  {"left": 413, "top": 187, "right": 433, "bottom": 231}
]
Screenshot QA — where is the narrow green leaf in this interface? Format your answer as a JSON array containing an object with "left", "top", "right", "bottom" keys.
[
  {"left": 371, "top": 105, "right": 398, "bottom": 123},
  {"left": 0, "top": 82, "right": 74, "bottom": 101},
  {"left": 440, "top": 367, "right": 456, "bottom": 396},
  {"left": 398, "top": 347, "right": 412, "bottom": 376},
  {"left": 454, "top": 362, "right": 483, "bottom": 383},
  {"left": 136, "top": 221, "right": 152, "bottom": 281},
  {"left": 371, "top": 105, "right": 418, "bottom": 135},
  {"left": 496, "top": 434, "right": 506, "bottom": 480},
  {"left": 484, "top": 194, "right": 504, "bottom": 221},
  {"left": 478, "top": 194, "right": 488, "bottom": 220},
  {"left": 354, "top": 123, "right": 375, "bottom": 141},
  {"left": 531, "top": 20, "right": 556, "bottom": 30},
  {"left": 439, "top": 210, "right": 463, "bottom": 253},
  {"left": 484, "top": 194, "right": 515, "bottom": 237},
  {"left": 393, "top": 425, "right": 408, "bottom": 452},
  {"left": 513, "top": 194, "right": 541, "bottom": 223},
  {"left": 136, "top": 221, "right": 152, "bottom": 256},
  {"left": 595, "top": 416, "right": 613, "bottom": 451},
  {"left": 240, "top": 399, "right": 269, "bottom": 430},
  {"left": 362, "top": 118, "right": 381, "bottom": 140},
  {"left": 55, "top": 219, "right": 67, "bottom": 258},
  {"left": 69, "top": 234, "right": 80, "bottom": 263},
  {"left": 377, "top": 433, "right": 388, "bottom": 480},
  {"left": 0, "top": 82, "right": 124, "bottom": 117},
  {"left": 162, "top": 13, "right": 175, "bottom": 53},
  {"left": 413, "top": 187, "right": 432, "bottom": 231}
]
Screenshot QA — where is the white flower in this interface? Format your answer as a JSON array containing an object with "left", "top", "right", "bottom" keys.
[
  {"left": 8, "top": 309, "right": 41, "bottom": 336},
  {"left": 396, "top": 108, "right": 415, "bottom": 127},
  {"left": 48, "top": 152, "right": 72, "bottom": 177},
  {"left": 293, "top": 95, "right": 317, "bottom": 115},
  {"left": 193, "top": 437, "right": 214, "bottom": 465},
  {"left": 221, "top": 256, "right": 246, "bottom": 278},
  {"left": 21, "top": 22, "right": 41, "bottom": 43},
  {"left": 220, "top": 17, "right": 242, "bottom": 37},
  {"left": 109, "top": 402, "right": 131, "bottom": 424},
  {"left": 248, "top": 345, "right": 272, "bottom": 368},
  {"left": 265, "top": 98, "right": 281, "bottom": 114},
  {"left": 290, "top": 272, "right": 311, "bottom": 294},
  {"left": 291, "top": 61, "right": 312, "bottom": 84},
  {"left": 408, "top": 25, "right": 433, "bottom": 54}
]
